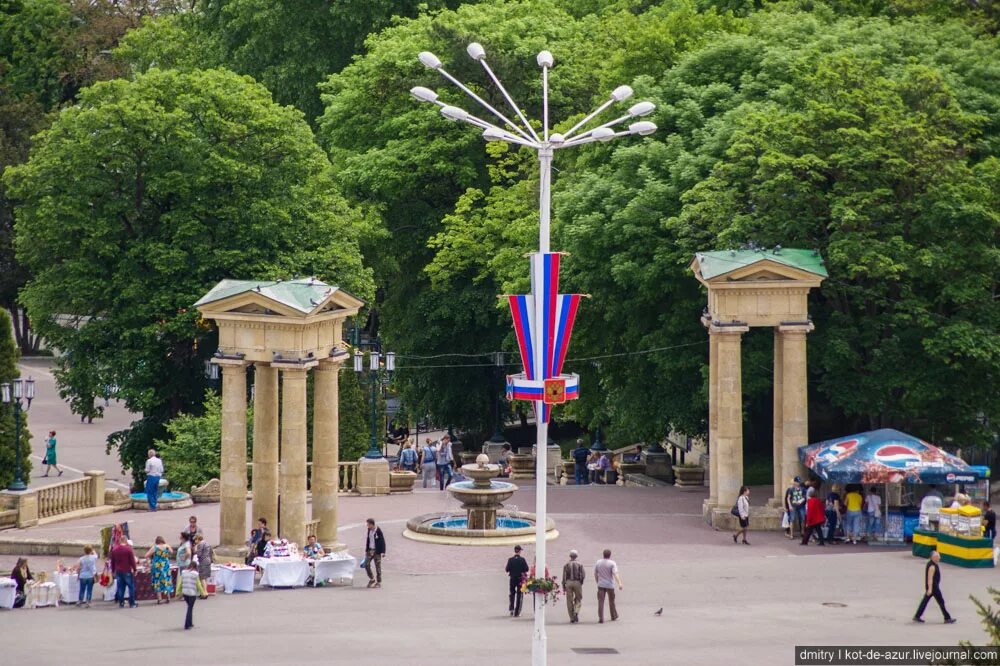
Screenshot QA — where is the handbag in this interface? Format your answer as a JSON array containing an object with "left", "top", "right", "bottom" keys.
[
  {"left": 730, "top": 504, "right": 740, "bottom": 517},
  {"left": 359, "top": 556, "right": 369, "bottom": 569},
  {"left": 781, "top": 511, "right": 790, "bottom": 529}
]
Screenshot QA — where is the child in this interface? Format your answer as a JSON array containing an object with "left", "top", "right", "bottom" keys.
[{"left": 77, "top": 545, "right": 98, "bottom": 607}]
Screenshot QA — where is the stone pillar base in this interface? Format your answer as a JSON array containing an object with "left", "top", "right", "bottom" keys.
[
  {"left": 641, "top": 452, "right": 674, "bottom": 483},
  {"left": 2, "top": 490, "right": 39, "bottom": 528},
  {"left": 356, "top": 458, "right": 390, "bottom": 496},
  {"left": 531, "top": 444, "right": 563, "bottom": 478},
  {"left": 213, "top": 544, "right": 249, "bottom": 564},
  {"left": 482, "top": 439, "right": 510, "bottom": 463},
  {"left": 708, "top": 505, "right": 785, "bottom": 531}
]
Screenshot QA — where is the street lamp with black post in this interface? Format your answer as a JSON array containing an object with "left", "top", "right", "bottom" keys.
[
  {"left": 1, "top": 377, "right": 35, "bottom": 491},
  {"left": 353, "top": 342, "right": 395, "bottom": 460}
]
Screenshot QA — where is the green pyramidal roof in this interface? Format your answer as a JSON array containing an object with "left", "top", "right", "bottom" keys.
[
  {"left": 194, "top": 278, "right": 353, "bottom": 314},
  {"left": 695, "top": 248, "right": 828, "bottom": 281}
]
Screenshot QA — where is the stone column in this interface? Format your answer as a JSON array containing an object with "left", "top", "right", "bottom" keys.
[
  {"left": 708, "top": 325, "right": 720, "bottom": 506},
  {"left": 279, "top": 365, "right": 311, "bottom": 546},
  {"left": 252, "top": 364, "right": 279, "bottom": 531},
  {"left": 712, "top": 324, "right": 748, "bottom": 509},
  {"left": 780, "top": 323, "right": 813, "bottom": 488},
  {"left": 312, "top": 359, "right": 345, "bottom": 550},
  {"left": 218, "top": 361, "right": 248, "bottom": 552},
  {"left": 772, "top": 328, "right": 784, "bottom": 505}
]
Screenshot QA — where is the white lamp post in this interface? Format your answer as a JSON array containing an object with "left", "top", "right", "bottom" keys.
[{"left": 413, "top": 43, "right": 656, "bottom": 666}]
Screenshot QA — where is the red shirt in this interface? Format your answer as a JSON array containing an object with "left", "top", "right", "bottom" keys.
[
  {"left": 110, "top": 544, "right": 136, "bottom": 574},
  {"left": 805, "top": 497, "right": 826, "bottom": 527}
]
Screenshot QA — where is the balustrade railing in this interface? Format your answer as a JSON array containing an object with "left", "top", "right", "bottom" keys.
[{"left": 36, "top": 476, "right": 95, "bottom": 519}]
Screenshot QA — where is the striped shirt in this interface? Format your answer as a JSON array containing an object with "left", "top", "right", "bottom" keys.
[{"left": 562, "top": 560, "right": 585, "bottom": 585}]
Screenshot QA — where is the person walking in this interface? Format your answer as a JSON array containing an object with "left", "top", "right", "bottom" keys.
[
  {"left": 144, "top": 536, "right": 174, "bottom": 604},
  {"left": 562, "top": 550, "right": 585, "bottom": 623},
  {"left": 825, "top": 484, "right": 842, "bottom": 543},
  {"left": 505, "top": 545, "right": 529, "bottom": 617},
  {"left": 594, "top": 549, "right": 622, "bottom": 623},
  {"left": 437, "top": 435, "right": 454, "bottom": 490},
  {"left": 363, "top": 518, "right": 386, "bottom": 588},
  {"left": 801, "top": 487, "right": 827, "bottom": 546},
  {"left": 144, "top": 448, "right": 164, "bottom": 511},
  {"left": 193, "top": 534, "right": 212, "bottom": 597},
  {"left": 420, "top": 438, "right": 437, "bottom": 488},
  {"left": 42, "top": 430, "right": 62, "bottom": 477},
  {"left": 913, "top": 551, "right": 956, "bottom": 624},
  {"left": 984, "top": 502, "right": 996, "bottom": 543},
  {"left": 110, "top": 536, "right": 137, "bottom": 608},
  {"left": 398, "top": 441, "right": 417, "bottom": 472},
  {"left": 864, "top": 487, "right": 882, "bottom": 542},
  {"left": 844, "top": 485, "right": 864, "bottom": 544},
  {"left": 571, "top": 439, "right": 590, "bottom": 486},
  {"left": 180, "top": 562, "right": 200, "bottom": 630},
  {"left": 733, "top": 486, "right": 751, "bottom": 545},
  {"left": 77, "top": 545, "right": 98, "bottom": 607},
  {"left": 175, "top": 532, "right": 192, "bottom": 599}
]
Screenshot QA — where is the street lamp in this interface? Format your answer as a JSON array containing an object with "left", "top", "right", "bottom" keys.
[
  {"left": 353, "top": 343, "right": 395, "bottom": 459},
  {"left": 413, "top": 43, "right": 656, "bottom": 666},
  {"left": 1, "top": 377, "right": 35, "bottom": 491},
  {"left": 489, "top": 351, "right": 506, "bottom": 443}
]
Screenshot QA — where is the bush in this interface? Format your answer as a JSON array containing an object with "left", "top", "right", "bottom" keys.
[{"left": 0, "top": 309, "right": 32, "bottom": 487}]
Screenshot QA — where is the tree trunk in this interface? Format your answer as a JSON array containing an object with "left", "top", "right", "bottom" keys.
[{"left": 5, "top": 305, "right": 39, "bottom": 354}]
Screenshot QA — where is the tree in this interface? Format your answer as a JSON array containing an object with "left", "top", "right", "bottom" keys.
[
  {"left": 196, "top": 0, "right": 475, "bottom": 123},
  {"left": 5, "top": 67, "right": 373, "bottom": 485},
  {"left": 0, "top": 308, "right": 31, "bottom": 487},
  {"left": 155, "top": 390, "right": 231, "bottom": 493}
]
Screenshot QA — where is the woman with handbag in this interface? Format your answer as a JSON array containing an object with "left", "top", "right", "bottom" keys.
[{"left": 732, "top": 486, "right": 751, "bottom": 545}]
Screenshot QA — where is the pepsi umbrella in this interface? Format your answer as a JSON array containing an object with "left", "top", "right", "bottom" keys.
[{"left": 798, "top": 429, "right": 982, "bottom": 485}]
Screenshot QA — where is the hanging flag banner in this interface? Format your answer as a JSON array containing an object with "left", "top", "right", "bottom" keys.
[{"left": 506, "top": 252, "right": 582, "bottom": 422}]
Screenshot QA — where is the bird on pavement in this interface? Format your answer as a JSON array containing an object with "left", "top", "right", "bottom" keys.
[{"left": 653, "top": 608, "right": 663, "bottom": 616}]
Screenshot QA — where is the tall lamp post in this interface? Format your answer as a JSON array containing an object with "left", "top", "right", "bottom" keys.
[
  {"left": 489, "top": 351, "right": 506, "bottom": 443},
  {"left": 353, "top": 343, "right": 395, "bottom": 460},
  {"left": 413, "top": 43, "right": 656, "bottom": 666},
  {"left": 2, "top": 377, "right": 35, "bottom": 491}
]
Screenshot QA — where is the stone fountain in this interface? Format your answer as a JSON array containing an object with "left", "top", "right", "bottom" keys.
[
  {"left": 404, "top": 454, "right": 557, "bottom": 546},
  {"left": 452, "top": 454, "right": 516, "bottom": 529}
]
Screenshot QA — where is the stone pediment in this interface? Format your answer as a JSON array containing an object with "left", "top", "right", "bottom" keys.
[
  {"left": 195, "top": 278, "right": 363, "bottom": 322},
  {"left": 691, "top": 249, "right": 827, "bottom": 290}
]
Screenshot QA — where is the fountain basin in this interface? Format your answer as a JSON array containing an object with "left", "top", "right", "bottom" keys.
[
  {"left": 130, "top": 491, "right": 193, "bottom": 510},
  {"left": 403, "top": 510, "right": 558, "bottom": 546}
]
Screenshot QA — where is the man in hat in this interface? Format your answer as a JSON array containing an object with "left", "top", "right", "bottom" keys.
[
  {"left": 562, "top": 549, "right": 585, "bottom": 623},
  {"left": 505, "top": 545, "right": 529, "bottom": 617}
]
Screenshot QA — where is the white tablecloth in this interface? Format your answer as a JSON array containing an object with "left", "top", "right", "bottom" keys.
[
  {"left": 310, "top": 553, "right": 356, "bottom": 586},
  {"left": 26, "top": 581, "right": 59, "bottom": 608},
  {"left": 254, "top": 558, "right": 310, "bottom": 588},
  {"left": 0, "top": 578, "right": 16, "bottom": 609},
  {"left": 54, "top": 572, "right": 80, "bottom": 603},
  {"left": 214, "top": 565, "right": 255, "bottom": 594}
]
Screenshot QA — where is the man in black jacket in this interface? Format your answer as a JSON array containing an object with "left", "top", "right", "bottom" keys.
[
  {"left": 363, "top": 518, "right": 386, "bottom": 588},
  {"left": 505, "top": 545, "right": 529, "bottom": 617}
]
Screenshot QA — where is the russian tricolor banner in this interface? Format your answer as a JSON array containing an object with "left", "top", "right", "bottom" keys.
[{"left": 506, "top": 252, "right": 582, "bottom": 423}]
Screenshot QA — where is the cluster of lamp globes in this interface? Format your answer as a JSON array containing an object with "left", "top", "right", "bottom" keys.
[
  {"left": 1, "top": 377, "right": 35, "bottom": 405},
  {"left": 410, "top": 43, "right": 656, "bottom": 148}
]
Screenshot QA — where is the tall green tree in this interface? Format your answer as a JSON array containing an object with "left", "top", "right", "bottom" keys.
[
  {"left": 0, "top": 308, "right": 31, "bottom": 487},
  {"left": 5, "top": 67, "right": 373, "bottom": 485}
]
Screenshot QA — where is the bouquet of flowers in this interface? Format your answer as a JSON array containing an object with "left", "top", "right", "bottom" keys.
[{"left": 521, "top": 575, "right": 561, "bottom": 605}]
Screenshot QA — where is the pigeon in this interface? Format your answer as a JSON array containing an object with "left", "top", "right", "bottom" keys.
[{"left": 653, "top": 608, "right": 663, "bottom": 616}]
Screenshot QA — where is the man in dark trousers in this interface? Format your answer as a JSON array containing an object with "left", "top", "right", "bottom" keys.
[
  {"left": 505, "top": 545, "right": 529, "bottom": 617},
  {"left": 913, "top": 550, "right": 956, "bottom": 624},
  {"left": 571, "top": 439, "right": 590, "bottom": 486},
  {"left": 363, "top": 518, "right": 386, "bottom": 589}
]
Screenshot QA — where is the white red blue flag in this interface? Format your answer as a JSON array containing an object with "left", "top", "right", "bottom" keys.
[{"left": 506, "top": 252, "right": 582, "bottom": 423}]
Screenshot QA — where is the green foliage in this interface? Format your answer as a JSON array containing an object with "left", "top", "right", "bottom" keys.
[
  {"left": 941, "top": 586, "right": 1000, "bottom": 665},
  {"left": 0, "top": 308, "right": 31, "bottom": 486},
  {"left": 155, "top": 391, "right": 228, "bottom": 493},
  {"left": 339, "top": 369, "right": 374, "bottom": 461},
  {"left": 5, "top": 67, "right": 373, "bottom": 483}
]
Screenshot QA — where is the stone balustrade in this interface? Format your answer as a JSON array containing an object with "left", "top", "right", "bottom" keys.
[
  {"left": 1, "top": 471, "right": 108, "bottom": 528},
  {"left": 304, "top": 518, "right": 320, "bottom": 538},
  {"left": 37, "top": 477, "right": 94, "bottom": 519},
  {"left": 338, "top": 462, "right": 358, "bottom": 493}
]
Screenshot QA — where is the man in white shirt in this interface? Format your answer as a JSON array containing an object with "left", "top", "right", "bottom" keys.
[
  {"left": 865, "top": 487, "right": 882, "bottom": 541},
  {"left": 594, "top": 548, "right": 623, "bottom": 623},
  {"left": 144, "top": 449, "right": 164, "bottom": 511}
]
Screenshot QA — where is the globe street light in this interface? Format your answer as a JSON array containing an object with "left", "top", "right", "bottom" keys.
[
  {"left": 413, "top": 43, "right": 656, "bottom": 666},
  {"left": 353, "top": 343, "right": 396, "bottom": 460},
  {"left": 1, "top": 377, "right": 35, "bottom": 491}
]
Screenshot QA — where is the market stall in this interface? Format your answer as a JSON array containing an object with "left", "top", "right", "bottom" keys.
[
  {"left": 214, "top": 564, "right": 255, "bottom": 594},
  {"left": 799, "top": 428, "right": 989, "bottom": 558},
  {"left": 0, "top": 577, "right": 16, "bottom": 609},
  {"left": 310, "top": 552, "right": 356, "bottom": 587},
  {"left": 254, "top": 557, "right": 310, "bottom": 588}
]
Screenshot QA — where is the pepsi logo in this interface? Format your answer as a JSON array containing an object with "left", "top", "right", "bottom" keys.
[
  {"left": 946, "top": 473, "right": 956, "bottom": 483},
  {"left": 817, "top": 438, "right": 860, "bottom": 463},
  {"left": 874, "top": 445, "right": 921, "bottom": 469}
]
